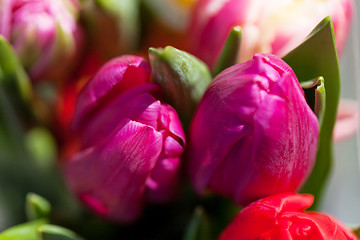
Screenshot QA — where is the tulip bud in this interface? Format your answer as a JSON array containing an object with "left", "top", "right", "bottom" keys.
[
  {"left": 219, "top": 193, "right": 358, "bottom": 240},
  {"left": 188, "top": 54, "right": 319, "bottom": 205},
  {"left": 64, "top": 55, "right": 186, "bottom": 223},
  {"left": 0, "top": 0, "right": 83, "bottom": 81},
  {"left": 149, "top": 46, "right": 212, "bottom": 126},
  {"left": 188, "top": 0, "right": 354, "bottom": 69}
]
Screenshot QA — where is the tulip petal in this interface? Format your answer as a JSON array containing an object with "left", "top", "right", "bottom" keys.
[
  {"left": 159, "top": 104, "right": 186, "bottom": 149},
  {"left": 73, "top": 55, "right": 151, "bottom": 129},
  {"left": 189, "top": 0, "right": 354, "bottom": 69},
  {"left": 81, "top": 83, "right": 160, "bottom": 147},
  {"left": 64, "top": 119, "right": 163, "bottom": 222},
  {"left": 234, "top": 73, "right": 318, "bottom": 204},
  {"left": 0, "top": 0, "right": 12, "bottom": 39},
  {"left": 189, "top": 0, "right": 255, "bottom": 68},
  {"left": 145, "top": 156, "right": 181, "bottom": 203},
  {"left": 189, "top": 60, "right": 275, "bottom": 194},
  {"left": 145, "top": 104, "right": 185, "bottom": 202}
]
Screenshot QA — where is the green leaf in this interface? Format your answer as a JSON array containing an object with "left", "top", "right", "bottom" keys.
[
  {"left": 282, "top": 17, "right": 340, "bottom": 208},
  {"left": 0, "top": 36, "right": 32, "bottom": 100},
  {"left": 26, "top": 193, "right": 51, "bottom": 221},
  {"left": 213, "top": 26, "right": 242, "bottom": 76},
  {"left": 37, "top": 225, "right": 83, "bottom": 240},
  {"left": 0, "top": 219, "right": 47, "bottom": 240},
  {"left": 314, "top": 79, "right": 326, "bottom": 121},
  {"left": 0, "top": 38, "right": 36, "bottom": 157},
  {"left": 300, "top": 76, "right": 325, "bottom": 119},
  {"left": 182, "top": 207, "right": 212, "bottom": 240},
  {"left": 149, "top": 46, "right": 212, "bottom": 127},
  {"left": 0, "top": 36, "right": 33, "bottom": 114},
  {"left": 0, "top": 68, "right": 29, "bottom": 162}
]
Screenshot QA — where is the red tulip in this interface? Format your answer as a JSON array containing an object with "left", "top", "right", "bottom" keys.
[{"left": 219, "top": 193, "right": 358, "bottom": 240}]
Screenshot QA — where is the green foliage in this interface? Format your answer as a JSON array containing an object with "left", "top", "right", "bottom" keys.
[
  {"left": 282, "top": 17, "right": 340, "bottom": 208},
  {"left": 26, "top": 193, "right": 51, "bottom": 221},
  {"left": 0, "top": 220, "right": 48, "bottom": 240},
  {"left": 213, "top": 26, "right": 242, "bottom": 76},
  {"left": 182, "top": 207, "right": 212, "bottom": 240}
]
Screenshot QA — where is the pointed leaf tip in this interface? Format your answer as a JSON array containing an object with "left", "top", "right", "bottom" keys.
[
  {"left": 26, "top": 193, "right": 51, "bottom": 221},
  {"left": 148, "top": 47, "right": 161, "bottom": 56},
  {"left": 182, "top": 206, "right": 212, "bottom": 240},
  {"left": 0, "top": 36, "right": 32, "bottom": 103},
  {"left": 213, "top": 26, "right": 242, "bottom": 76}
]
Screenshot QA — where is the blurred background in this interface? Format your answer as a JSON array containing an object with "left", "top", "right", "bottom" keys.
[{"left": 321, "top": 0, "right": 360, "bottom": 225}]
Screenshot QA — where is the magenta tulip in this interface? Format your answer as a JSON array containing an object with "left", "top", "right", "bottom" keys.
[
  {"left": 188, "top": 54, "right": 319, "bottom": 205},
  {"left": 188, "top": 0, "right": 354, "bottom": 69},
  {"left": 64, "top": 56, "right": 186, "bottom": 223},
  {"left": 0, "top": 0, "right": 83, "bottom": 81}
]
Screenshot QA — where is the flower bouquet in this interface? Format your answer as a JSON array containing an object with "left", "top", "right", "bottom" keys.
[{"left": 0, "top": 0, "right": 359, "bottom": 239}]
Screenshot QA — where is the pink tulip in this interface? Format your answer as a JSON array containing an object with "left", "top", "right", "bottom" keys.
[
  {"left": 188, "top": 0, "right": 354, "bottom": 69},
  {"left": 188, "top": 54, "right": 319, "bottom": 205},
  {"left": 0, "top": 0, "right": 83, "bottom": 81},
  {"left": 64, "top": 56, "right": 186, "bottom": 223}
]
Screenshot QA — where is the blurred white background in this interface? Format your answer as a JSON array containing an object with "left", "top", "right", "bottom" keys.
[{"left": 321, "top": 0, "right": 360, "bottom": 225}]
